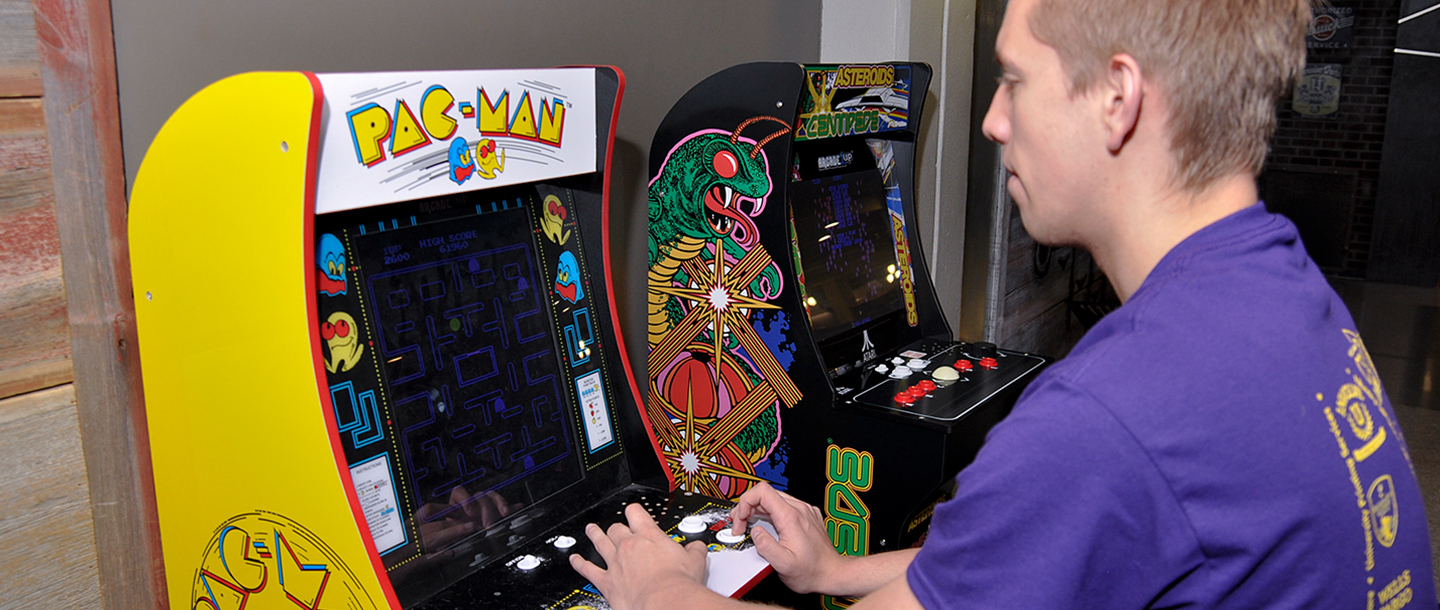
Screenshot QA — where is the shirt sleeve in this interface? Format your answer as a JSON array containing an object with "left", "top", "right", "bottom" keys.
[{"left": 907, "top": 376, "right": 1202, "bottom": 610}]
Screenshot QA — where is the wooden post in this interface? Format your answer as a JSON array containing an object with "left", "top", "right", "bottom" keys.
[{"left": 31, "top": 0, "right": 166, "bottom": 607}]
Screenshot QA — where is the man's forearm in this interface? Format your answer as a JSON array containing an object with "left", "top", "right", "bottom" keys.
[{"left": 818, "top": 548, "right": 919, "bottom": 598}]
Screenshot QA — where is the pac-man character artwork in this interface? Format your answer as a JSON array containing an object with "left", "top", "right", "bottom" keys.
[
  {"left": 554, "top": 250, "right": 584, "bottom": 304},
  {"left": 475, "top": 138, "right": 504, "bottom": 179},
  {"left": 647, "top": 117, "right": 803, "bottom": 499},
  {"left": 190, "top": 512, "right": 379, "bottom": 610},
  {"left": 317, "top": 233, "right": 347, "bottom": 296},
  {"left": 540, "top": 195, "right": 571, "bottom": 245},
  {"left": 448, "top": 137, "right": 476, "bottom": 185},
  {"left": 322, "top": 311, "right": 364, "bottom": 373}
]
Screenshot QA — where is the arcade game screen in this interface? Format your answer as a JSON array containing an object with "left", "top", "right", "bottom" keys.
[
  {"left": 314, "top": 184, "right": 628, "bottom": 605},
  {"left": 789, "top": 138, "right": 906, "bottom": 346}
]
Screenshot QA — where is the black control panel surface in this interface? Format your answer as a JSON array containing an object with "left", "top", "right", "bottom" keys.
[
  {"left": 413, "top": 484, "right": 770, "bottom": 609},
  {"left": 834, "top": 340, "right": 1047, "bottom": 430}
]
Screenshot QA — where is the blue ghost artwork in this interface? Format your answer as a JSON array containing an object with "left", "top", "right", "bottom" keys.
[
  {"left": 449, "top": 137, "right": 476, "bottom": 185},
  {"left": 554, "top": 250, "right": 584, "bottom": 304},
  {"left": 317, "top": 233, "right": 347, "bottom": 296}
]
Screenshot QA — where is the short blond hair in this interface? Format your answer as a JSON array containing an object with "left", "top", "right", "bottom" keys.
[{"left": 1030, "top": 0, "right": 1313, "bottom": 191}]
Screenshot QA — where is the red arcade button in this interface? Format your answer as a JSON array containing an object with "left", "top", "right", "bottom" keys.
[
  {"left": 917, "top": 380, "right": 937, "bottom": 392},
  {"left": 894, "top": 392, "right": 915, "bottom": 405},
  {"left": 955, "top": 359, "right": 974, "bottom": 372},
  {"left": 979, "top": 357, "right": 999, "bottom": 370}
]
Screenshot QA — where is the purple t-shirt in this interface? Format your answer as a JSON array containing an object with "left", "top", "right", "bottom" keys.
[{"left": 909, "top": 203, "right": 1435, "bottom": 609}]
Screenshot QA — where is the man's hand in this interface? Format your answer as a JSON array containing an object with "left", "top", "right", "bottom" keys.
[
  {"left": 570, "top": 503, "right": 710, "bottom": 610},
  {"left": 729, "top": 482, "right": 848, "bottom": 595}
]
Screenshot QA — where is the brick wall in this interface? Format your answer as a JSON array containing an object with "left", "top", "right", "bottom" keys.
[{"left": 1265, "top": 0, "right": 1401, "bottom": 278}]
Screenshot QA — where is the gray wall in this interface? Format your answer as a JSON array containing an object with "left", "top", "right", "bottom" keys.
[{"left": 112, "top": 0, "right": 822, "bottom": 377}]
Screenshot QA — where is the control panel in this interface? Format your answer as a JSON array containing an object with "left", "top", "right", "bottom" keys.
[
  {"left": 836, "top": 340, "right": 1047, "bottom": 430},
  {"left": 411, "top": 485, "right": 772, "bottom": 609}
]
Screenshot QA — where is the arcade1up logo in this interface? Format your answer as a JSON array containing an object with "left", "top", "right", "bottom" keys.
[
  {"left": 822, "top": 444, "right": 874, "bottom": 610},
  {"left": 796, "top": 65, "right": 911, "bottom": 141}
]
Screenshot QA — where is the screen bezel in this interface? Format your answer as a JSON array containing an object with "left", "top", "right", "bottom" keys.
[{"left": 788, "top": 136, "right": 914, "bottom": 375}]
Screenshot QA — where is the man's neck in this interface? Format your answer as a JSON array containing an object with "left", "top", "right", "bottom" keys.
[{"left": 1089, "top": 172, "right": 1259, "bottom": 303}]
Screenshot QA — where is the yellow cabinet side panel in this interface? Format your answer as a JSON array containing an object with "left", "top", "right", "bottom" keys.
[{"left": 130, "top": 72, "right": 397, "bottom": 610}]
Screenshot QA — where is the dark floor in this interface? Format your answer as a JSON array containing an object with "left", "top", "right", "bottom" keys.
[{"left": 1329, "top": 278, "right": 1440, "bottom": 595}]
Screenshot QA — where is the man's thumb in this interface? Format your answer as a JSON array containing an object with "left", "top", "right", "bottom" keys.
[
  {"left": 750, "top": 523, "right": 780, "bottom": 557},
  {"left": 687, "top": 540, "right": 709, "bottom": 561}
]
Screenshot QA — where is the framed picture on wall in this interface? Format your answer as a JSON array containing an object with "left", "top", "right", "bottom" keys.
[
  {"left": 1307, "top": 6, "right": 1355, "bottom": 50},
  {"left": 1293, "top": 64, "right": 1343, "bottom": 118}
]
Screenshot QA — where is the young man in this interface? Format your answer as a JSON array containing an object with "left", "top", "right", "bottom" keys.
[{"left": 572, "top": 0, "right": 1438, "bottom": 607}]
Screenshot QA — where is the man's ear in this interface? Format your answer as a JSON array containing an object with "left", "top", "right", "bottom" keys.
[{"left": 1102, "top": 53, "right": 1144, "bottom": 153}]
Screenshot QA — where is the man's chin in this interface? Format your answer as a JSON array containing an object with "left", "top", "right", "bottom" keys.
[{"left": 1014, "top": 209, "right": 1078, "bottom": 248}]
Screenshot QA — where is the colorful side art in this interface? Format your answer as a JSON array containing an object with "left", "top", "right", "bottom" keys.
[
  {"left": 872, "top": 139, "right": 920, "bottom": 327},
  {"left": 796, "top": 65, "right": 911, "bottom": 142},
  {"left": 822, "top": 444, "right": 875, "bottom": 610},
  {"left": 555, "top": 250, "right": 584, "bottom": 303},
  {"left": 317, "top": 233, "right": 348, "bottom": 296},
  {"left": 190, "top": 512, "right": 379, "bottom": 610},
  {"left": 322, "top": 311, "right": 365, "bottom": 373},
  {"left": 647, "top": 117, "right": 803, "bottom": 498},
  {"left": 540, "top": 195, "right": 571, "bottom": 245}
]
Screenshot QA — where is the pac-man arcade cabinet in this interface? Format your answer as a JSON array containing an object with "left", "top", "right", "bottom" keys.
[
  {"left": 131, "top": 68, "right": 769, "bottom": 610},
  {"left": 645, "top": 62, "right": 1047, "bottom": 600}
]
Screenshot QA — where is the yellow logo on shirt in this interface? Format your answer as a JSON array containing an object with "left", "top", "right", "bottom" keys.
[
  {"left": 1368, "top": 475, "right": 1398, "bottom": 548},
  {"left": 1319, "top": 328, "right": 1416, "bottom": 597}
]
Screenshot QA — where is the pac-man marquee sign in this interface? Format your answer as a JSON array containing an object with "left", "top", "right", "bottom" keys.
[{"left": 316, "top": 69, "right": 597, "bottom": 213}]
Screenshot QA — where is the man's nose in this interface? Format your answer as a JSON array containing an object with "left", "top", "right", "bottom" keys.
[{"left": 981, "top": 87, "right": 1009, "bottom": 144}]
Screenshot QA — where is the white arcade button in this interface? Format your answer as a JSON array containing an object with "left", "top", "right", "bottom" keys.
[
  {"left": 552, "top": 535, "right": 577, "bottom": 550},
  {"left": 715, "top": 529, "right": 746, "bottom": 544},
  {"left": 679, "top": 515, "right": 707, "bottom": 534},
  {"left": 516, "top": 554, "right": 541, "bottom": 571}
]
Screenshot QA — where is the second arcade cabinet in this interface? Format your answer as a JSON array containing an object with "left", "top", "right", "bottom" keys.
[{"left": 645, "top": 62, "right": 1048, "bottom": 586}]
